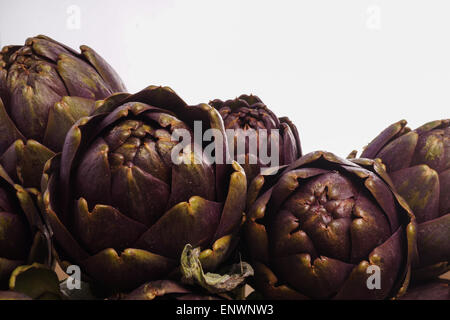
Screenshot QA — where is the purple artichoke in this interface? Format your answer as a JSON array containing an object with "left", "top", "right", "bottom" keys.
[
  {"left": 210, "top": 95, "right": 301, "bottom": 183},
  {"left": 358, "top": 119, "right": 449, "bottom": 280},
  {"left": 0, "top": 291, "right": 31, "bottom": 300},
  {"left": 120, "top": 280, "right": 223, "bottom": 300},
  {"left": 399, "top": 279, "right": 449, "bottom": 300},
  {"left": 0, "top": 35, "right": 126, "bottom": 188},
  {"left": 42, "top": 86, "right": 246, "bottom": 291},
  {"left": 245, "top": 151, "right": 416, "bottom": 299},
  {"left": 0, "top": 166, "right": 51, "bottom": 288}
]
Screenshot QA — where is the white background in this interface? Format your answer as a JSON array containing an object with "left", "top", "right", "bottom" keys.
[{"left": 1, "top": 0, "right": 449, "bottom": 157}]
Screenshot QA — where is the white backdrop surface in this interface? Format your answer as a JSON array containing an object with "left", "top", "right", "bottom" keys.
[{"left": 1, "top": 0, "right": 449, "bottom": 156}]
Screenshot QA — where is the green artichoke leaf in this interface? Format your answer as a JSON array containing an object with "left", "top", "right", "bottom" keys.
[
  {"left": 181, "top": 244, "right": 254, "bottom": 294},
  {"left": 9, "top": 263, "right": 62, "bottom": 300}
]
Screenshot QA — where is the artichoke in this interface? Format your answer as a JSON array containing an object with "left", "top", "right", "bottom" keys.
[
  {"left": 244, "top": 151, "right": 416, "bottom": 299},
  {"left": 358, "top": 119, "right": 449, "bottom": 279},
  {"left": 0, "top": 166, "right": 51, "bottom": 288},
  {"left": 210, "top": 95, "right": 301, "bottom": 183},
  {"left": 0, "top": 291, "right": 32, "bottom": 300},
  {"left": 42, "top": 86, "right": 247, "bottom": 291},
  {"left": 0, "top": 35, "right": 126, "bottom": 188},
  {"left": 399, "top": 279, "right": 449, "bottom": 300},
  {"left": 121, "top": 280, "right": 222, "bottom": 300},
  {"left": 1, "top": 263, "right": 62, "bottom": 300}
]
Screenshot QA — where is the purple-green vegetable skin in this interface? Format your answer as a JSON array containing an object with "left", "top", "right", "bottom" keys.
[
  {"left": 210, "top": 95, "right": 302, "bottom": 184},
  {"left": 245, "top": 151, "right": 416, "bottom": 299},
  {"left": 121, "top": 280, "right": 222, "bottom": 300},
  {"left": 399, "top": 279, "right": 449, "bottom": 300},
  {"left": 0, "top": 35, "right": 126, "bottom": 188},
  {"left": 0, "top": 167, "right": 50, "bottom": 288},
  {"left": 360, "top": 119, "right": 449, "bottom": 280},
  {"left": 42, "top": 86, "right": 247, "bottom": 291}
]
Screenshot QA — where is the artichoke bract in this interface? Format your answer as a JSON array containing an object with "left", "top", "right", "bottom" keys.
[
  {"left": 0, "top": 166, "right": 51, "bottom": 288},
  {"left": 399, "top": 279, "right": 450, "bottom": 300},
  {"left": 121, "top": 280, "right": 222, "bottom": 300},
  {"left": 210, "top": 95, "right": 301, "bottom": 183},
  {"left": 0, "top": 35, "right": 126, "bottom": 188},
  {"left": 245, "top": 151, "right": 416, "bottom": 299},
  {"left": 359, "top": 119, "right": 450, "bottom": 279},
  {"left": 42, "top": 86, "right": 247, "bottom": 291}
]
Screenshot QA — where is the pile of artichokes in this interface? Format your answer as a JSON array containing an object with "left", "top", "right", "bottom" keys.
[{"left": 0, "top": 36, "right": 448, "bottom": 300}]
